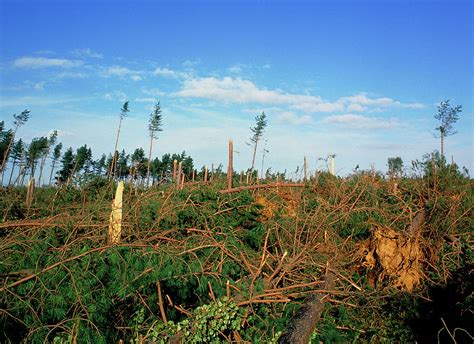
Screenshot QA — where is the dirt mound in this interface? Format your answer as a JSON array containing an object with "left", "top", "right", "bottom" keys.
[
  {"left": 363, "top": 227, "right": 423, "bottom": 291},
  {"left": 255, "top": 195, "right": 278, "bottom": 220}
]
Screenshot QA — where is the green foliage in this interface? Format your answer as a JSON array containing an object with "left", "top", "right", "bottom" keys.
[
  {"left": 149, "top": 297, "right": 244, "bottom": 343},
  {"left": 435, "top": 99, "right": 462, "bottom": 138},
  {"left": 387, "top": 156, "right": 403, "bottom": 177},
  {"left": 149, "top": 101, "right": 163, "bottom": 139}
]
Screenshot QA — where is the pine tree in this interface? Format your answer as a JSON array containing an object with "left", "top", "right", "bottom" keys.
[
  {"left": 434, "top": 100, "right": 462, "bottom": 157},
  {"left": 57, "top": 148, "right": 75, "bottom": 183},
  {"left": 8, "top": 139, "right": 24, "bottom": 185},
  {"left": 38, "top": 130, "right": 58, "bottom": 185},
  {"left": 0, "top": 110, "right": 30, "bottom": 182},
  {"left": 146, "top": 102, "right": 163, "bottom": 188},
  {"left": 27, "top": 137, "right": 48, "bottom": 180},
  {"left": 249, "top": 112, "right": 267, "bottom": 181},
  {"left": 49, "top": 143, "right": 63, "bottom": 185},
  {"left": 110, "top": 101, "right": 130, "bottom": 180}
]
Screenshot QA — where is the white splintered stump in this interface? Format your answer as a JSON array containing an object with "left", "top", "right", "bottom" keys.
[
  {"left": 330, "top": 157, "right": 335, "bottom": 176},
  {"left": 26, "top": 177, "right": 35, "bottom": 206},
  {"left": 108, "top": 181, "right": 124, "bottom": 244}
]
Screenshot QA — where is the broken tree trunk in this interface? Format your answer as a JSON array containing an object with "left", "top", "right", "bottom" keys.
[
  {"left": 108, "top": 181, "right": 124, "bottom": 244},
  {"left": 278, "top": 271, "right": 336, "bottom": 344},
  {"left": 26, "top": 178, "right": 35, "bottom": 207}
]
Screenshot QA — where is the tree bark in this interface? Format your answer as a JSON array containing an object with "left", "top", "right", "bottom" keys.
[
  {"left": 440, "top": 133, "right": 444, "bottom": 157},
  {"left": 8, "top": 160, "right": 16, "bottom": 186},
  {"left": 278, "top": 271, "right": 336, "bottom": 344},
  {"left": 146, "top": 135, "right": 153, "bottom": 189},
  {"left": 109, "top": 117, "right": 123, "bottom": 181}
]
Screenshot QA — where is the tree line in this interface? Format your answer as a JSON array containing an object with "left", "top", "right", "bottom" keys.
[{"left": 0, "top": 99, "right": 462, "bottom": 187}]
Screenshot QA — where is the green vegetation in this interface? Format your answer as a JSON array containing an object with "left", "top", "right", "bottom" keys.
[{"left": 0, "top": 152, "right": 472, "bottom": 343}]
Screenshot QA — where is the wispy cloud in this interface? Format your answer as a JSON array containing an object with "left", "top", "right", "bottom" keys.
[
  {"left": 71, "top": 48, "right": 103, "bottom": 59},
  {"left": 173, "top": 76, "right": 342, "bottom": 112},
  {"left": 103, "top": 91, "right": 127, "bottom": 102},
  {"left": 101, "top": 65, "right": 143, "bottom": 81},
  {"left": 276, "top": 111, "right": 313, "bottom": 125},
  {"left": 339, "top": 93, "right": 424, "bottom": 110},
  {"left": 0, "top": 95, "right": 82, "bottom": 107},
  {"left": 322, "top": 114, "right": 400, "bottom": 129},
  {"left": 173, "top": 77, "right": 425, "bottom": 114},
  {"left": 152, "top": 66, "right": 189, "bottom": 79},
  {"left": 13, "top": 57, "right": 83, "bottom": 69},
  {"left": 135, "top": 97, "right": 157, "bottom": 103},
  {"left": 141, "top": 87, "right": 166, "bottom": 97}
]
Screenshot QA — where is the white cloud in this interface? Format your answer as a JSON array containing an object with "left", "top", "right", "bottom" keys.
[
  {"left": 152, "top": 66, "right": 189, "bottom": 79},
  {"left": 339, "top": 93, "right": 424, "bottom": 110},
  {"left": 13, "top": 57, "right": 83, "bottom": 69},
  {"left": 173, "top": 76, "right": 343, "bottom": 112},
  {"left": 228, "top": 64, "right": 244, "bottom": 74},
  {"left": 346, "top": 103, "right": 367, "bottom": 112},
  {"left": 135, "top": 97, "right": 156, "bottom": 103},
  {"left": 153, "top": 67, "right": 177, "bottom": 78},
  {"left": 102, "top": 65, "right": 144, "bottom": 81},
  {"left": 141, "top": 87, "right": 165, "bottom": 97},
  {"left": 0, "top": 95, "right": 82, "bottom": 107},
  {"left": 56, "top": 71, "right": 88, "bottom": 79},
  {"left": 276, "top": 111, "right": 313, "bottom": 125},
  {"left": 103, "top": 91, "right": 127, "bottom": 102},
  {"left": 103, "top": 66, "right": 134, "bottom": 77},
  {"left": 322, "top": 114, "right": 400, "bottom": 129},
  {"left": 71, "top": 48, "right": 103, "bottom": 59},
  {"left": 34, "top": 82, "right": 45, "bottom": 91}
]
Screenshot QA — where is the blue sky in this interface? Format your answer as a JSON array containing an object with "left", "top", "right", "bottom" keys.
[{"left": 0, "top": 0, "right": 472, "bottom": 177}]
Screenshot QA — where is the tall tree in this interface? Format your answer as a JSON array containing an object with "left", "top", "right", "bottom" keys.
[
  {"left": 131, "top": 148, "right": 146, "bottom": 185},
  {"left": 95, "top": 154, "right": 107, "bottom": 176},
  {"left": 146, "top": 101, "right": 163, "bottom": 188},
  {"left": 75, "top": 144, "right": 93, "bottom": 179},
  {"left": 109, "top": 101, "right": 130, "bottom": 180},
  {"left": 27, "top": 137, "right": 48, "bottom": 180},
  {"left": 57, "top": 148, "right": 75, "bottom": 183},
  {"left": 249, "top": 112, "right": 267, "bottom": 180},
  {"left": 0, "top": 121, "right": 13, "bottom": 184},
  {"left": 387, "top": 156, "right": 403, "bottom": 178},
  {"left": 0, "top": 110, "right": 30, "bottom": 181},
  {"left": 435, "top": 100, "right": 462, "bottom": 157},
  {"left": 49, "top": 142, "right": 63, "bottom": 185},
  {"left": 8, "top": 139, "right": 24, "bottom": 185},
  {"left": 38, "top": 130, "right": 58, "bottom": 185}
]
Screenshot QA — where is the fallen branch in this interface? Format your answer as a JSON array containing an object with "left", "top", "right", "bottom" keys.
[{"left": 220, "top": 183, "right": 305, "bottom": 194}]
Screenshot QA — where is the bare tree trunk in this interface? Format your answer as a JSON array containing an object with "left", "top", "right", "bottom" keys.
[
  {"left": 146, "top": 136, "right": 153, "bottom": 189},
  {"left": 0, "top": 127, "right": 18, "bottom": 184},
  {"left": 109, "top": 117, "right": 123, "bottom": 181},
  {"left": 249, "top": 139, "right": 259, "bottom": 183},
  {"left": 440, "top": 134, "right": 444, "bottom": 157},
  {"left": 38, "top": 154, "right": 48, "bottom": 186},
  {"left": 49, "top": 160, "right": 57, "bottom": 186},
  {"left": 8, "top": 160, "right": 16, "bottom": 186}
]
